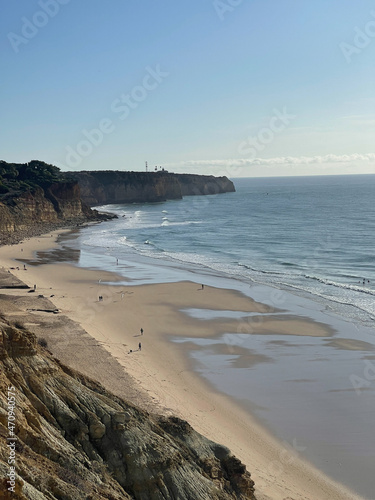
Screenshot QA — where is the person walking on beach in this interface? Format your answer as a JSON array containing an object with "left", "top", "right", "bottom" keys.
[
  {"left": 139, "top": 342, "right": 142, "bottom": 351},
  {"left": 140, "top": 328, "right": 143, "bottom": 335}
]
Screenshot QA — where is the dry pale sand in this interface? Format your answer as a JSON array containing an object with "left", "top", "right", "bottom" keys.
[{"left": 0, "top": 231, "right": 365, "bottom": 500}]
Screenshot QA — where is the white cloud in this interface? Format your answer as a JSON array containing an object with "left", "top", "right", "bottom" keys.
[
  {"left": 165, "top": 153, "right": 375, "bottom": 177},
  {"left": 168, "top": 153, "right": 375, "bottom": 168}
]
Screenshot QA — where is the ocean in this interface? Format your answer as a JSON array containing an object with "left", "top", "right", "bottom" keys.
[
  {"left": 49, "top": 174, "right": 375, "bottom": 498},
  {"left": 76, "top": 174, "right": 375, "bottom": 328}
]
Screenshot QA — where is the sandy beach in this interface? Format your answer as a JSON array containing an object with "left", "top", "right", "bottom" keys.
[{"left": 0, "top": 230, "right": 366, "bottom": 500}]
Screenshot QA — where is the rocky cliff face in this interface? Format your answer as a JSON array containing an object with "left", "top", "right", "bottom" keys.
[
  {"left": 0, "top": 182, "right": 109, "bottom": 245},
  {"left": 174, "top": 173, "right": 235, "bottom": 197},
  {"left": 69, "top": 171, "right": 182, "bottom": 206},
  {"left": 68, "top": 171, "right": 235, "bottom": 206},
  {"left": 0, "top": 319, "right": 256, "bottom": 500}
]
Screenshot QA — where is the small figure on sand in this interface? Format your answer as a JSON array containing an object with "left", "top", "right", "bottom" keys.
[
  {"left": 33, "top": 284, "right": 36, "bottom": 291},
  {"left": 23, "top": 264, "right": 26, "bottom": 270},
  {"left": 99, "top": 295, "right": 103, "bottom": 301},
  {"left": 139, "top": 342, "right": 142, "bottom": 351},
  {"left": 201, "top": 284, "right": 204, "bottom": 290},
  {"left": 140, "top": 328, "right": 143, "bottom": 335}
]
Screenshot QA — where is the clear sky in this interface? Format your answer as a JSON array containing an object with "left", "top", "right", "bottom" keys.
[{"left": 1, "top": 0, "right": 375, "bottom": 177}]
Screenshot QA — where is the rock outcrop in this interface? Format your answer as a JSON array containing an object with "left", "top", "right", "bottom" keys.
[
  {"left": 0, "top": 318, "right": 256, "bottom": 500},
  {"left": 67, "top": 170, "right": 235, "bottom": 206},
  {"left": 0, "top": 182, "right": 111, "bottom": 246},
  {"left": 174, "top": 173, "right": 235, "bottom": 197}
]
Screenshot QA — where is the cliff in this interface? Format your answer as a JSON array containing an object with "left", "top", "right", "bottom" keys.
[
  {"left": 0, "top": 162, "right": 235, "bottom": 243},
  {"left": 0, "top": 315, "right": 256, "bottom": 500},
  {"left": 67, "top": 171, "right": 235, "bottom": 206},
  {"left": 68, "top": 171, "right": 182, "bottom": 205},
  {"left": 0, "top": 161, "right": 113, "bottom": 245},
  {"left": 174, "top": 173, "right": 235, "bottom": 197}
]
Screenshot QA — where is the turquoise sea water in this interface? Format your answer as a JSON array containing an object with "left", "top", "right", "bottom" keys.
[{"left": 46, "top": 174, "right": 375, "bottom": 498}]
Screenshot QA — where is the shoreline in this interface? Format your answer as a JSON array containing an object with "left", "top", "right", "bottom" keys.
[{"left": 0, "top": 230, "right": 366, "bottom": 500}]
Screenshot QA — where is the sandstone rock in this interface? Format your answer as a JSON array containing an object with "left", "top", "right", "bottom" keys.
[
  {"left": 0, "top": 173, "right": 114, "bottom": 246},
  {"left": 89, "top": 419, "right": 106, "bottom": 440}
]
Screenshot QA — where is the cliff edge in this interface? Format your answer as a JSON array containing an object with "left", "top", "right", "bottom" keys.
[
  {"left": 0, "top": 161, "right": 112, "bottom": 245},
  {"left": 0, "top": 315, "right": 256, "bottom": 500}
]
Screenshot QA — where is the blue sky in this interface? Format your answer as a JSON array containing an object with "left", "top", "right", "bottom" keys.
[{"left": 1, "top": 0, "right": 375, "bottom": 177}]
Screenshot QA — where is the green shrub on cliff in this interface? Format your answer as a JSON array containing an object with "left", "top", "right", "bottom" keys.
[{"left": 0, "top": 160, "right": 65, "bottom": 199}]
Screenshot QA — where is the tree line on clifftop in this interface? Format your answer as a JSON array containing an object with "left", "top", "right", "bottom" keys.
[{"left": 0, "top": 160, "right": 65, "bottom": 199}]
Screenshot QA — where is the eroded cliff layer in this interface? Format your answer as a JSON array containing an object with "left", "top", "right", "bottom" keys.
[
  {"left": 0, "top": 317, "right": 256, "bottom": 500},
  {"left": 0, "top": 182, "right": 109, "bottom": 245},
  {"left": 67, "top": 170, "right": 235, "bottom": 206}
]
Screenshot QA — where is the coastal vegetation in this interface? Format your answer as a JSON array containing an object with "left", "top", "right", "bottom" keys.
[{"left": 0, "top": 160, "right": 65, "bottom": 198}]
